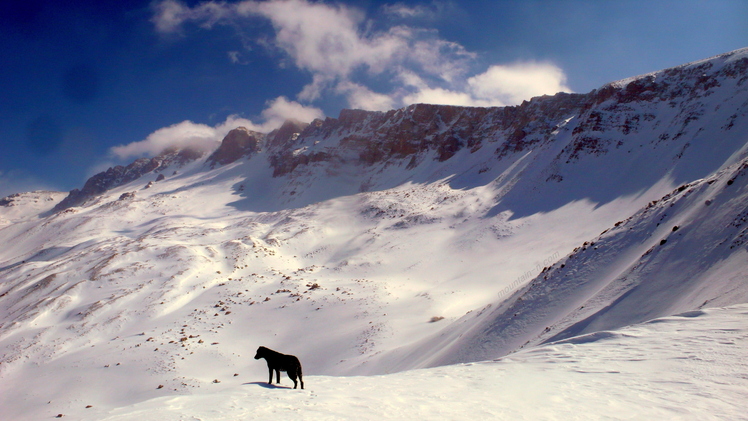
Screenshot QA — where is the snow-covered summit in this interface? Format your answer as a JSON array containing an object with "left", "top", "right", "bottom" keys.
[{"left": 48, "top": 47, "right": 748, "bottom": 217}]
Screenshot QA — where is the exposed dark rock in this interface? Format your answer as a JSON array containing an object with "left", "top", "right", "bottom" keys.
[
  {"left": 266, "top": 119, "right": 309, "bottom": 150},
  {"left": 267, "top": 94, "right": 588, "bottom": 177},
  {"left": 0, "top": 193, "right": 19, "bottom": 206},
  {"left": 53, "top": 147, "right": 205, "bottom": 212},
  {"left": 206, "top": 127, "right": 263, "bottom": 167},
  {"left": 266, "top": 47, "right": 747, "bottom": 178},
  {"left": 118, "top": 191, "right": 136, "bottom": 201}
]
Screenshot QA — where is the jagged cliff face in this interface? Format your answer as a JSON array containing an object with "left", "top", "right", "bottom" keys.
[
  {"left": 206, "top": 127, "right": 264, "bottom": 168},
  {"left": 50, "top": 48, "right": 748, "bottom": 213},
  {"left": 52, "top": 147, "right": 204, "bottom": 212},
  {"left": 267, "top": 93, "right": 587, "bottom": 177},
  {"left": 267, "top": 49, "right": 747, "bottom": 186}
]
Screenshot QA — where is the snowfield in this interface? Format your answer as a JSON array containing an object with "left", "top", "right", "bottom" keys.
[
  {"left": 1, "top": 48, "right": 748, "bottom": 419},
  {"left": 23, "top": 305, "right": 748, "bottom": 420}
]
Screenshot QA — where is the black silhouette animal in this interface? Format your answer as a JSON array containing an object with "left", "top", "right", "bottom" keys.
[{"left": 254, "top": 346, "right": 304, "bottom": 389}]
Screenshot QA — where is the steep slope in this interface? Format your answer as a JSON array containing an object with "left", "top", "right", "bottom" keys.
[
  {"left": 242, "top": 46, "right": 748, "bottom": 214},
  {"left": 373, "top": 153, "right": 748, "bottom": 370},
  {"left": 206, "top": 127, "right": 264, "bottom": 168}
]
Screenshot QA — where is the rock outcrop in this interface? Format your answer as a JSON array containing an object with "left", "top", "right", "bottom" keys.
[
  {"left": 53, "top": 147, "right": 203, "bottom": 211},
  {"left": 206, "top": 127, "right": 264, "bottom": 168},
  {"left": 266, "top": 119, "right": 309, "bottom": 150},
  {"left": 52, "top": 48, "right": 748, "bottom": 212},
  {"left": 264, "top": 49, "right": 748, "bottom": 179}
]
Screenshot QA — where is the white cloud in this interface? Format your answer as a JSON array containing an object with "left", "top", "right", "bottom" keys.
[
  {"left": 336, "top": 81, "right": 396, "bottom": 111},
  {"left": 297, "top": 73, "right": 330, "bottom": 102},
  {"left": 228, "top": 51, "right": 246, "bottom": 64},
  {"left": 110, "top": 120, "right": 220, "bottom": 160},
  {"left": 252, "top": 96, "right": 325, "bottom": 131},
  {"left": 151, "top": 0, "right": 191, "bottom": 33},
  {"left": 153, "top": 0, "right": 402, "bottom": 79},
  {"left": 110, "top": 97, "right": 323, "bottom": 160},
  {"left": 383, "top": 3, "right": 431, "bottom": 19},
  {"left": 150, "top": 0, "right": 572, "bottom": 111},
  {"left": 409, "top": 37, "right": 474, "bottom": 82},
  {"left": 241, "top": 0, "right": 399, "bottom": 78},
  {"left": 382, "top": 1, "right": 453, "bottom": 21},
  {"left": 151, "top": 0, "right": 232, "bottom": 33},
  {"left": 398, "top": 61, "right": 572, "bottom": 107},
  {"left": 403, "top": 86, "right": 489, "bottom": 107},
  {"left": 467, "top": 62, "right": 572, "bottom": 106}
]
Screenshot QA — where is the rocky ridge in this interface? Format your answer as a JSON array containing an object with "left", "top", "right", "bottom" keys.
[
  {"left": 51, "top": 147, "right": 204, "bottom": 212},
  {"left": 268, "top": 48, "right": 747, "bottom": 180},
  {"left": 206, "top": 127, "right": 264, "bottom": 168},
  {"left": 49, "top": 48, "right": 748, "bottom": 212}
]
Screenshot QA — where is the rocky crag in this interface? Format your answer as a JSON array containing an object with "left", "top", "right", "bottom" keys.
[{"left": 50, "top": 48, "right": 748, "bottom": 212}]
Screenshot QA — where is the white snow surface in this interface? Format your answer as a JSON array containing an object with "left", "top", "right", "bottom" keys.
[
  {"left": 1, "top": 48, "right": 748, "bottom": 419},
  {"left": 66, "top": 305, "right": 748, "bottom": 420}
]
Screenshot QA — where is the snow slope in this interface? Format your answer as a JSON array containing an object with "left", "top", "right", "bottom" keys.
[
  {"left": 380, "top": 153, "right": 748, "bottom": 370},
  {"left": 18, "top": 305, "right": 748, "bottom": 420},
  {"left": 1, "top": 48, "right": 747, "bottom": 419}
]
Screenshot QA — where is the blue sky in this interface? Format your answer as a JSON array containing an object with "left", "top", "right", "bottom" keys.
[{"left": 1, "top": 0, "right": 746, "bottom": 197}]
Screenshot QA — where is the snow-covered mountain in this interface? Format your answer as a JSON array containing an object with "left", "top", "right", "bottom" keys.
[{"left": 1, "top": 48, "right": 747, "bottom": 419}]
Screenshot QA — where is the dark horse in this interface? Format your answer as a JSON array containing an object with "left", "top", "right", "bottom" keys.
[{"left": 254, "top": 346, "right": 304, "bottom": 389}]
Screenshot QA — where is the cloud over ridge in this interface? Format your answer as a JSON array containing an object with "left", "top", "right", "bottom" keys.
[
  {"left": 111, "top": 97, "right": 323, "bottom": 160},
  {"left": 115, "top": 1, "right": 573, "bottom": 173},
  {"left": 151, "top": 0, "right": 572, "bottom": 111}
]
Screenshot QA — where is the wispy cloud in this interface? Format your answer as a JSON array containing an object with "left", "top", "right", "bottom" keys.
[
  {"left": 151, "top": 0, "right": 232, "bottom": 33},
  {"left": 0, "top": 170, "right": 57, "bottom": 197},
  {"left": 151, "top": 0, "right": 573, "bottom": 112},
  {"left": 400, "top": 61, "right": 572, "bottom": 107},
  {"left": 227, "top": 50, "right": 247, "bottom": 64},
  {"left": 381, "top": 1, "right": 453, "bottom": 21},
  {"left": 110, "top": 96, "right": 323, "bottom": 160},
  {"left": 252, "top": 96, "right": 325, "bottom": 130},
  {"left": 110, "top": 120, "right": 221, "bottom": 160},
  {"left": 382, "top": 3, "right": 433, "bottom": 19}
]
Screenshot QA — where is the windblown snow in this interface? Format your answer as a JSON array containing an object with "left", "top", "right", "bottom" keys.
[{"left": 1, "top": 48, "right": 748, "bottom": 420}]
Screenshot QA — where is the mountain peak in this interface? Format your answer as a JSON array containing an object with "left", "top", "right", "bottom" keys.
[
  {"left": 52, "top": 146, "right": 205, "bottom": 212},
  {"left": 206, "top": 126, "right": 264, "bottom": 168},
  {"left": 266, "top": 119, "right": 310, "bottom": 150},
  {"left": 49, "top": 47, "right": 748, "bottom": 213}
]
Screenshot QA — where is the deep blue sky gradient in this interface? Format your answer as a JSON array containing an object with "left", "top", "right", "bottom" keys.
[{"left": 1, "top": 0, "right": 746, "bottom": 196}]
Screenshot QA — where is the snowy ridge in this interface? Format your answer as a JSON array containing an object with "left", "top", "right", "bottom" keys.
[
  {"left": 0, "top": 191, "right": 67, "bottom": 226},
  {"left": 1, "top": 48, "right": 748, "bottom": 419}
]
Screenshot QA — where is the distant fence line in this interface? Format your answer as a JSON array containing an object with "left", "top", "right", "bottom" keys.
[{"left": 497, "top": 251, "right": 561, "bottom": 299}]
